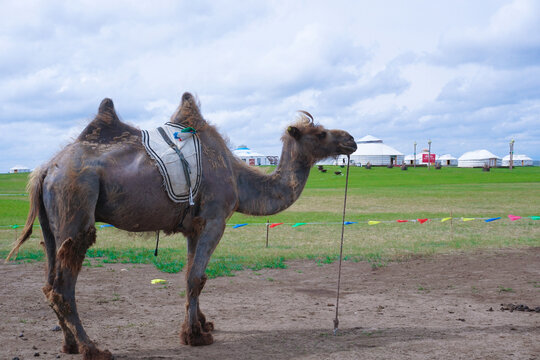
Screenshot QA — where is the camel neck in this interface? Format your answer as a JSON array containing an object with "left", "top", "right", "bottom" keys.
[{"left": 234, "top": 138, "right": 313, "bottom": 216}]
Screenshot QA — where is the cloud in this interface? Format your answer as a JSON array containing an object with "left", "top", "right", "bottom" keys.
[
  {"left": 432, "top": 0, "right": 540, "bottom": 69},
  {"left": 1, "top": 0, "right": 539, "bottom": 172}
]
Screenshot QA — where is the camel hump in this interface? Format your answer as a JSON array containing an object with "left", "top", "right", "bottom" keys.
[
  {"left": 182, "top": 92, "right": 194, "bottom": 103},
  {"left": 170, "top": 92, "right": 207, "bottom": 129},
  {"left": 99, "top": 98, "right": 114, "bottom": 113},
  {"left": 77, "top": 98, "right": 139, "bottom": 143},
  {"left": 96, "top": 98, "right": 119, "bottom": 125}
]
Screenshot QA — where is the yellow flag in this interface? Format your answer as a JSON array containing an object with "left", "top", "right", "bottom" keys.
[
  {"left": 441, "top": 217, "right": 452, "bottom": 222},
  {"left": 462, "top": 218, "right": 475, "bottom": 222},
  {"left": 368, "top": 221, "right": 381, "bottom": 225}
]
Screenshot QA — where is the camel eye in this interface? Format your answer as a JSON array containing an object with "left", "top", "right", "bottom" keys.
[{"left": 317, "top": 131, "right": 327, "bottom": 140}]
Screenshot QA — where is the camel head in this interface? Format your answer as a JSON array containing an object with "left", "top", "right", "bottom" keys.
[{"left": 285, "top": 111, "right": 357, "bottom": 162}]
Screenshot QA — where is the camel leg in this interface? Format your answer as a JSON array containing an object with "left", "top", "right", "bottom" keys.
[
  {"left": 180, "top": 218, "right": 225, "bottom": 346},
  {"left": 185, "top": 233, "right": 213, "bottom": 333},
  {"left": 38, "top": 210, "right": 79, "bottom": 354},
  {"left": 44, "top": 226, "right": 113, "bottom": 360},
  {"left": 41, "top": 173, "right": 113, "bottom": 360}
]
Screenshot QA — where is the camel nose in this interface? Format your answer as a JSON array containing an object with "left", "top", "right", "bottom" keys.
[
  {"left": 346, "top": 134, "right": 357, "bottom": 151},
  {"left": 339, "top": 133, "right": 357, "bottom": 154}
]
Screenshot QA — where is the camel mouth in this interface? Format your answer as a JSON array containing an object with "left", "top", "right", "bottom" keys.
[{"left": 338, "top": 142, "right": 357, "bottom": 155}]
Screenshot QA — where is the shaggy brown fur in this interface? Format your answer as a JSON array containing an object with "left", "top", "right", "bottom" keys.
[
  {"left": 6, "top": 92, "right": 356, "bottom": 359},
  {"left": 56, "top": 228, "right": 96, "bottom": 274}
]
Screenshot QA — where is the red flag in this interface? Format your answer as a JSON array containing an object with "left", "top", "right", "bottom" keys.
[
  {"left": 417, "top": 218, "right": 429, "bottom": 224},
  {"left": 397, "top": 219, "right": 408, "bottom": 223},
  {"left": 270, "top": 222, "right": 284, "bottom": 228}
]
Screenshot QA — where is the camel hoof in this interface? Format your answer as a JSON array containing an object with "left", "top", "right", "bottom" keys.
[
  {"left": 62, "top": 342, "right": 79, "bottom": 354},
  {"left": 202, "top": 321, "right": 214, "bottom": 332},
  {"left": 82, "top": 346, "right": 114, "bottom": 360},
  {"left": 180, "top": 329, "right": 214, "bottom": 346}
]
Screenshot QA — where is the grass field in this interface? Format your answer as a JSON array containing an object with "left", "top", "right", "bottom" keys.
[{"left": 1, "top": 166, "right": 539, "bottom": 277}]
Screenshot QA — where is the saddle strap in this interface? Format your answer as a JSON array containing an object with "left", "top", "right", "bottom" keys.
[{"left": 156, "top": 127, "right": 194, "bottom": 205}]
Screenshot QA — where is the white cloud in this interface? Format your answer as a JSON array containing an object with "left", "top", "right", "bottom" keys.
[{"left": 0, "top": 0, "right": 539, "bottom": 172}]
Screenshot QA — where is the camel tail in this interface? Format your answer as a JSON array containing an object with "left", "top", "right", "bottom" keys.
[{"left": 5, "top": 167, "right": 46, "bottom": 262}]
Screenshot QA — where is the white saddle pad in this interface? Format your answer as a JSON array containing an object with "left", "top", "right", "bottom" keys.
[{"left": 141, "top": 122, "right": 202, "bottom": 203}]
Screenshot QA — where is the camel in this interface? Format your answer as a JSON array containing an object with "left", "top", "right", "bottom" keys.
[{"left": 7, "top": 93, "right": 357, "bottom": 359}]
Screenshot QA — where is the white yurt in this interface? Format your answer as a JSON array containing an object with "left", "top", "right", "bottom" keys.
[
  {"left": 339, "top": 135, "right": 404, "bottom": 166},
  {"left": 404, "top": 151, "right": 440, "bottom": 166},
  {"left": 404, "top": 154, "right": 420, "bottom": 165},
  {"left": 438, "top": 154, "right": 458, "bottom": 166},
  {"left": 316, "top": 157, "right": 337, "bottom": 166},
  {"left": 232, "top": 145, "right": 277, "bottom": 166},
  {"left": 458, "top": 150, "right": 501, "bottom": 168},
  {"left": 9, "top": 165, "right": 31, "bottom": 173},
  {"left": 502, "top": 154, "right": 533, "bottom": 167}
]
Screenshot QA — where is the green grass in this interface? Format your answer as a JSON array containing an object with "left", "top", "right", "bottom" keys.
[{"left": 1, "top": 167, "right": 539, "bottom": 277}]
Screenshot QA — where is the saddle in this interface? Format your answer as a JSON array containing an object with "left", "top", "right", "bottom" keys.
[{"left": 142, "top": 123, "right": 202, "bottom": 204}]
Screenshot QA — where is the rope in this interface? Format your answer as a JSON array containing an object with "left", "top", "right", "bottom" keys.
[{"left": 334, "top": 155, "right": 350, "bottom": 335}]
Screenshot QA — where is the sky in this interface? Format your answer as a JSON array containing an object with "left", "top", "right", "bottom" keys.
[{"left": 1, "top": 0, "right": 539, "bottom": 172}]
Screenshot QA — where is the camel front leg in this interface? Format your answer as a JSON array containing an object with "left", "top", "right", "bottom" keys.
[{"left": 180, "top": 218, "right": 225, "bottom": 346}]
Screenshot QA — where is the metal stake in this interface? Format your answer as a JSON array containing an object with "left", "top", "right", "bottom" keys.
[
  {"left": 266, "top": 219, "right": 269, "bottom": 248},
  {"left": 334, "top": 155, "right": 350, "bottom": 335}
]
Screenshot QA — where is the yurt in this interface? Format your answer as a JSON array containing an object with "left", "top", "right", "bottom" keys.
[
  {"left": 502, "top": 154, "right": 533, "bottom": 167},
  {"left": 232, "top": 145, "right": 277, "bottom": 166},
  {"left": 316, "top": 157, "right": 337, "bottom": 166},
  {"left": 458, "top": 150, "right": 501, "bottom": 168},
  {"left": 404, "top": 154, "right": 420, "bottom": 165},
  {"left": 404, "top": 151, "right": 439, "bottom": 166},
  {"left": 340, "top": 135, "right": 404, "bottom": 166},
  {"left": 438, "top": 154, "right": 457, "bottom": 166},
  {"left": 9, "top": 165, "right": 31, "bottom": 173}
]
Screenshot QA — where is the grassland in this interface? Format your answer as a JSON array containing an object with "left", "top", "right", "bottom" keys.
[{"left": 1, "top": 166, "right": 539, "bottom": 277}]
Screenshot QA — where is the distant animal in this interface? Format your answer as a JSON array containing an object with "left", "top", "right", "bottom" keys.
[
  {"left": 6, "top": 93, "right": 356, "bottom": 359},
  {"left": 334, "top": 171, "right": 342, "bottom": 175},
  {"left": 321, "top": 169, "right": 327, "bottom": 173},
  {"left": 317, "top": 165, "right": 324, "bottom": 170}
]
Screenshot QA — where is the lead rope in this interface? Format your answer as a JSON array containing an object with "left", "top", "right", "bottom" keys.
[{"left": 333, "top": 155, "right": 350, "bottom": 335}]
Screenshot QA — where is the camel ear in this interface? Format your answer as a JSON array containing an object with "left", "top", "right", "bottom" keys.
[{"left": 287, "top": 126, "right": 302, "bottom": 140}]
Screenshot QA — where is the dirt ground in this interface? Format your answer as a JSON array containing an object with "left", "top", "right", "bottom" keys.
[{"left": 1, "top": 248, "right": 539, "bottom": 360}]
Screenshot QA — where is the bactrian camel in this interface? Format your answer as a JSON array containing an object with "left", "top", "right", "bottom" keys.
[{"left": 7, "top": 93, "right": 357, "bottom": 359}]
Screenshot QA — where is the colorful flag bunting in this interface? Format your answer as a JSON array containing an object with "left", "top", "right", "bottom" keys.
[
  {"left": 93, "top": 214, "right": 534, "bottom": 229},
  {"left": 11, "top": 224, "right": 19, "bottom": 229}
]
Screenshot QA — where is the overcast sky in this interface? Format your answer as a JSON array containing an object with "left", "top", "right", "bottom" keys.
[{"left": 1, "top": 0, "right": 539, "bottom": 172}]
